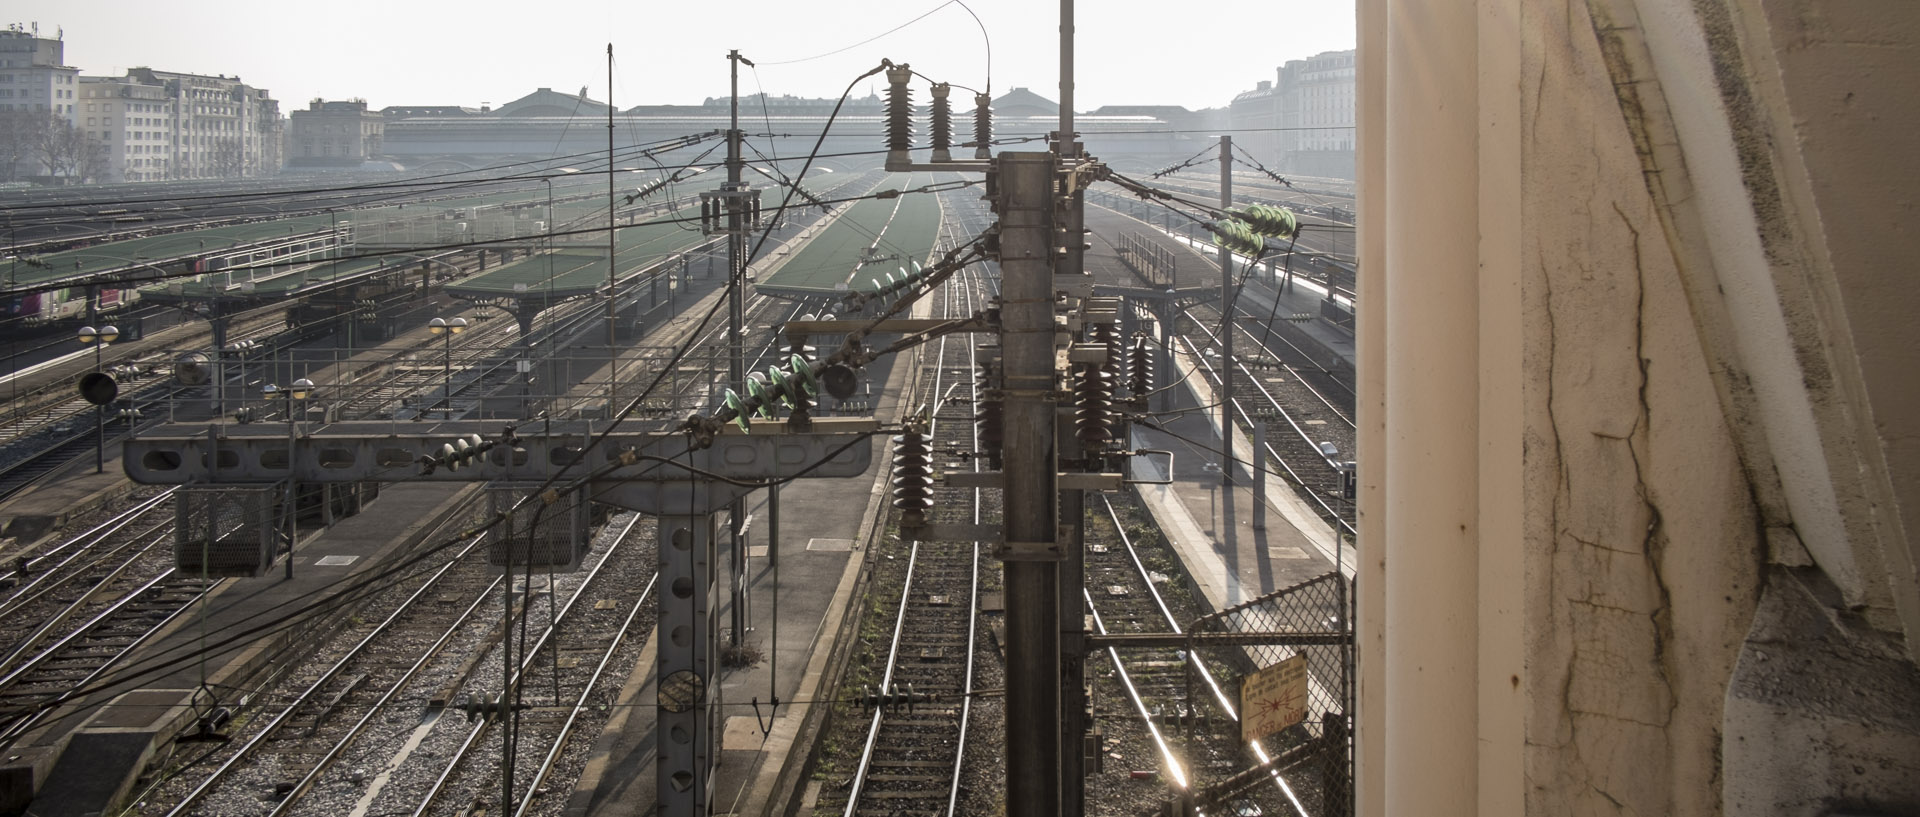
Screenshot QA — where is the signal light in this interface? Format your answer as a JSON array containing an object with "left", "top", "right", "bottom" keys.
[{"left": 820, "top": 363, "right": 858, "bottom": 401}]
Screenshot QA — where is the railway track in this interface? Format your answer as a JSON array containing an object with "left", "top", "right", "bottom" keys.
[
  {"left": 1174, "top": 315, "right": 1356, "bottom": 539},
  {"left": 831, "top": 254, "right": 992, "bottom": 816}
]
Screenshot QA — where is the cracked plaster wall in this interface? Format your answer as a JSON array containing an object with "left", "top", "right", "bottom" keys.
[
  {"left": 1360, "top": 0, "right": 1918, "bottom": 814},
  {"left": 1521, "top": 2, "right": 1763, "bottom": 813}
]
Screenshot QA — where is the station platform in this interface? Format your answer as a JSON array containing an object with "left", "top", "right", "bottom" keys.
[
  {"left": 561, "top": 257, "right": 931, "bottom": 817},
  {"left": 751, "top": 172, "right": 941, "bottom": 299},
  {"left": 1132, "top": 304, "right": 1358, "bottom": 619},
  {"left": 3, "top": 479, "right": 479, "bottom": 817}
]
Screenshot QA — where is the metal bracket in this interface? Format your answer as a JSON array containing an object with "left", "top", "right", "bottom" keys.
[
  {"left": 1057, "top": 473, "right": 1122, "bottom": 491},
  {"left": 1123, "top": 449, "right": 1176, "bottom": 485},
  {"left": 994, "top": 524, "right": 1073, "bottom": 562},
  {"left": 916, "top": 522, "right": 1001, "bottom": 542}
]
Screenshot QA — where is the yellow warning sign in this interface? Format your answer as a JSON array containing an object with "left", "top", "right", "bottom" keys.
[{"left": 1240, "top": 653, "right": 1309, "bottom": 742}]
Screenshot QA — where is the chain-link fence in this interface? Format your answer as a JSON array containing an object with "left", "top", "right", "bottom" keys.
[
  {"left": 1190, "top": 571, "right": 1352, "bottom": 817},
  {"left": 174, "top": 482, "right": 282, "bottom": 577},
  {"left": 486, "top": 482, "right": 592, "bottom": 570}
]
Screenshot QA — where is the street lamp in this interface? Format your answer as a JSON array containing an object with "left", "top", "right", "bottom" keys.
[
  {"left": 264, "top": 378, "right": 315, "bottom": 579},
  {"left": 77, "top": 324, "right": 119, "bottom": 473},
  {"left": 428, "top": 316, "right": 468, "bottom": 418}
]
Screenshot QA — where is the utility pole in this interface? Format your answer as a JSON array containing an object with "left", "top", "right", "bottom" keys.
[
  {"left": 998, "top": 150, "right": 1062, "bottom": 817},
  {"left": 726, "top": 49, "right": 752, "bottom": 648},
  {"left": 1218, "top": 134, "right": 1234, "bottom": 486},
  {"left": 1056, "top": 0, "right": 1087, "bottom": 803},
  {"left": 607, "top": 44, "right": 619, "bottom": 414}
]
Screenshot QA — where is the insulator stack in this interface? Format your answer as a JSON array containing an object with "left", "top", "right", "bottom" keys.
[
  {"left": 1210, "top": 217, "right": 1265, "bottom": 257},
  {"left": 930, "top": 83, "right": 953, "bottom": 163},
  {"left": 716, "top": 353, "right": 820, "bottom": 432},
  {"left": 890, "top": 427, "right": 934, "bottom": 529},
  {"left": 973, "top": 92, "right": 992, "bottom": 160},
  {"left": 700, "top": 196, "right": 719, "bottom": 234},
  {"left": 1087, "top": 321, "right": 1122, "bottom": 379},
  {"left": 783, "top": 336, "right": 817, "bottom": 423},
  {"left": 974, "top": 359, "right": 1004, "bottom": 470},
  {"left": 1127, "top": 333, "right": 1154, "bottom": 407},
  {"left": 1232, "top": 203, "right": 1299, "bottom": 240},
  {"left": 1075, "top": 364, "right": 1115, "bottom": 450},
  {"left": 885, "top": 64, "right": 914, "bottom": 170}
]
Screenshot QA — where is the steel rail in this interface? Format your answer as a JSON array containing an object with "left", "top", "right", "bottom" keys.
[
  {"left": 840, "top": 539, "right": 921, "bottom": 817},
  {"left": 1099, "top": 494, "right": 1313, "bottom": 815},
  {"left": 0, "top": 489, "right": 175, "bottom": 612},
  {"left": 945, "top": 256, "right": 991, "bottom": 817},
  {"left": 0, "top": 522, "right": 174, "bottom": 675},
  {"left": 0, "top": 566, "right": 181, "bottom": 697},
  {"left": 1085, "top": 590, "right": 1191, "bottom": 792},
  {"left": 510, "top": 571, "right": 659, "bottom": 817},
  {"left": 1174, "top": 333, "right": 1356, "bottom": 539},
  {"left": 845, "top": 200, "right": 983, "bottom": 814},
  {"left": 406, "top": 512, "right": 643, "bottom": 816},
  {"left": 160, "top": 530, "right": 493, "bottom": 817},
  {"left": 264, "top": 571, "right": 508, "bottom": 816},
  {"left": 0, "top": 573, "right": 211, "bottom": 746}
]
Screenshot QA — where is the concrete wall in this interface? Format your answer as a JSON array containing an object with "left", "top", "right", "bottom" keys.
[{"left": 1357, "top": 0, "right": 1920, "bottom": 814}]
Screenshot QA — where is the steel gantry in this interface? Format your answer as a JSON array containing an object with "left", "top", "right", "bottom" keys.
[{"left": 123, "top": 417, "right": 875, "bottom": 814}]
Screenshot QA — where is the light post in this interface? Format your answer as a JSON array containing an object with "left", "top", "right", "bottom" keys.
[
  {"left": 264, "top": 378, "right": 314, "bottom": 579},
  {"left": 77, "top": 324, "right": 119, "bottom": 473},
  {"left": 428, "top": 316, "right": 467, "bottom": 418}
]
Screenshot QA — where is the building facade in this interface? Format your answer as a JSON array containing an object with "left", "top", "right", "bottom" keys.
[
  {"left": 0, "top": 25, "right": 78, "bottom": 119},
  {"left": 77, "top": 67, "right": 280, "bottom": 183},
  {"left": 0, "top": 24, "right": 83, "bottom": 182},
  {"left": 1230, "top": 49, "right": 1355, "bottom": 180},
  {"left": 287, "top": 99, "right": 385, "bottom": 168},
  {"left": 78, "top": 75, "right": 175, "bottom": 182}
]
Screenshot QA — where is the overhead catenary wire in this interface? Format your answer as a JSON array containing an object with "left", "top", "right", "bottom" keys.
[
  {"left": 3, "top": 65, "right": 1000, "bottom": 746},
  {"left": 0, "top": 181, "right": 969, "bottom": 299}
]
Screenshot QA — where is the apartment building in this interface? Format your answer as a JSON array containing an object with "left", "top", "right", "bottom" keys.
[
  {"left": 0, "top": 25, "right": 78, "bottom": 118},
  {"left": 287, "top": 98, "right": 385, "bottom": 168},
  {"left": 79, "top": 67, "right": 281, "bottom": 182},
  {"left": 1230, "top": 49, "right": 1356, "bottom": 179}
]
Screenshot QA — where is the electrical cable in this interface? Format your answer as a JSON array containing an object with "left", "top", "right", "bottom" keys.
[
  {"left": 1, "top": 183, "right": 965, "bottom": 299},
  {"left": 2, "top": 72, "right": 988, "bottom": 741}
]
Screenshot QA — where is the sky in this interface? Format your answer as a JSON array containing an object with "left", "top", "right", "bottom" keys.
[{"left": 9, "top": 0, "right": 1354, "bottom": 113}]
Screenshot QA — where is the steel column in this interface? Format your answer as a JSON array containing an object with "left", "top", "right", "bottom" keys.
[
  {"left": 727, "top": 50, "right": 750, "bottom": 650},
  {"left": 657, "top": 511, "right": 720, "bottom": 815},
  {"left": 1219, "top": 135, "right": 1234, "bottom": 486},
  {"left": 997, "top": 151, "right": 1062, "bottom": 817}
]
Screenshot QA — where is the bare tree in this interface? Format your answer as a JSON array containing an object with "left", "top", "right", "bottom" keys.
[
  {"left": 75, "top": 136, "right": 108, "bottom": 184},
  {"left": 209, "top": 136, "right": 250, "bottom": 179},
  {"left": 0, "top": 110, "right": 44, "bottom": 184}
]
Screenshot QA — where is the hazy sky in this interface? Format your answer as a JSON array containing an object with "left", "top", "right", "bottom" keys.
[{"left": 9, "top": 1, "right": 1354, "bottom": 113}]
